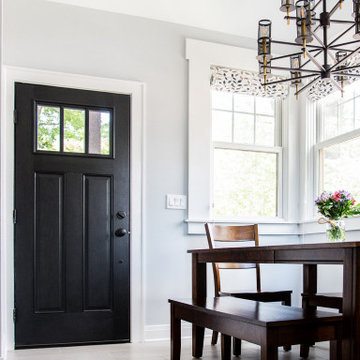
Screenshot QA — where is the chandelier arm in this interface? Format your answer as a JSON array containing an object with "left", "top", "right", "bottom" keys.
[
  {"left": 312, "top": 0, "right": 322, "bottom": 11},
  {"left": 305, "top": 50, "right": 325, "bottom": 71},
  {"left": 329, "top": 19, "right": 356, "bottom": 24},
  {"left": 264, "top": 65, "right": 321, "bottom": 74},
  {"left": 329, "top": 45, "right": 360, "bottom": 71},
  {"left": 332, "top": 64, "right": 360, "bottom": 72},
  {"left": 261, "top": 74, "right": 319, "bottom": 87},
  {"left": 332, "top": 73, "right": 360, "bottom": 77},
  {"left": 295, "top": 76, "right": 321, "bottom": 96},
  {"left": 300, "top": 50, "right": 323, "bottom": 69},
  {"left": 328, "top": 24, "right": 356, "bottom": 48},
  {"left": 271, "top": 49, "right": 319, "bottom": 61},
  {"left": 328, "top": 0, "right": 343, "bottom": 18},
  {"left": 311, "top": 31, "right": 325, "bottom": 48},
  {"left": 329, "top": 77, "right": 343, "bottom": 92},
  {"left": 327, "top": 49, "right": 337, "bottom": 64},
  {"left": 329, "top": 39, "right": 360, "bottom": 49},
  {"left": 272, "top": 40, "right": 323, "bottom": 49}
]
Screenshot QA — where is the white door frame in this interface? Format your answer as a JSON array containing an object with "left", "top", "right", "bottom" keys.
[{"left": 0, "top": 66, "right": 146, "bottom": 355}]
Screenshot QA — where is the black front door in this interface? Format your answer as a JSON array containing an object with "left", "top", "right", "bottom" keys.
[{"left": 14, "top": 83, "right": 130, "bottom": 347}]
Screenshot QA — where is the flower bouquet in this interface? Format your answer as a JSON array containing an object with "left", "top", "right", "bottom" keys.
[{"left": 315, "top": 191, "right": 360, "bottom": 241}]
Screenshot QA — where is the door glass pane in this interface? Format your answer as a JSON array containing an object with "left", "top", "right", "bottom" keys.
[
  {"left": 213, "top": 148, "right": 277, "bottom": 217},
  {"left": 37, "top": 105, "right": 60, "bottom": 151},
  {"left": 64, "top": 108, "right": 85, "bottom": 153},
  {"left": 89, "top": 110, "right": 111, "bottom": 155}
]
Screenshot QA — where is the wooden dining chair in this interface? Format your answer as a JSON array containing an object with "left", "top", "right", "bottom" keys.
[{"left": 205, "top": 223, "right": 293, "bottom": 356}]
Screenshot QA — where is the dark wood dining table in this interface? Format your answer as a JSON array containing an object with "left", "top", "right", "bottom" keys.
[{"left": 188, "top": 241, "right": 360, "bottom": 360}]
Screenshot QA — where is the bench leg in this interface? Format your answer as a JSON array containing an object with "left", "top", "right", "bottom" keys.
[
  {"left": 300, "top": 344, "right": 310, "bottom": 358},
  {"left": 261, "top": 345, "right": 278, "bottom": 360},
  {"left": 282, "top": 295, "right": 292, "bottom": 352},
  {"left": 211, "top": 331, "right": 218, "bottom": 345},
  {"left": 221, "top": 334, "right": 231, "bottom": 360},
  {"left": 192, "top": 325, "right": 205, "bottom": 358},
  {"left": 330, "top": 339, "right": 342, "bottom": 360},
  {"left": 170, "top": 305, "right": 181, "bottom": 360},
  {"left": 233, "top": 337, "right": 241, "bottom": 356}
]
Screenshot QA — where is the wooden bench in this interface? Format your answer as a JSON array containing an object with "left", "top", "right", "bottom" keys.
[{"left": 169, "top": 297, "right": 343, "bottom": 360}]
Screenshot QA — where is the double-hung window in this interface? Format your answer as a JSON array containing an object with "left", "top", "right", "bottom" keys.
[
  {"left": 211, "top": 90, "right": 282, "bottom": 218},
  {"left": 316, "top": 83, "right": 360, "bottom": 200}
]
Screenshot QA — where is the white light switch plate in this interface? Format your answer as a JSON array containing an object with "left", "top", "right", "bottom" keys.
[{"left": 166, "top": 194, "right": 187, "bottom": 210}]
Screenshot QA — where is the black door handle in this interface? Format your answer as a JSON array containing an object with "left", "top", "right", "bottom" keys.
[{"left": 115, "top": 228, "right": 127, "bottom": 237}]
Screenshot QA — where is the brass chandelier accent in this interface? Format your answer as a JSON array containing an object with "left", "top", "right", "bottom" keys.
[{"left": 257, "top": 0, "right": 360, "bottom": 99}]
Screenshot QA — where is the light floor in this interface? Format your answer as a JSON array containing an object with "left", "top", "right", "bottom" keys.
[{"left": 6, "top": 340, "right": 330, "bottom": 360}]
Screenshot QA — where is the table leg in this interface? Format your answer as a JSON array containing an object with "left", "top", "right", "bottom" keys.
[
  {"left": 342, "top": 248, "right": 360, "bottom": 360},
  {"left": 300, "top": 264, "right": 317, "bottom": 358},
  {"left": 192, "top": 253, "right": 206, "bottom": 358}
]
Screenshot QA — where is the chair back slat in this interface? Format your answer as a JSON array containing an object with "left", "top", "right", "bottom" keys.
[
  {"left": 211, "top": 225, "right": 258, "bottom": 243},
  {"left": 205, "top": 223, "right": 261, "bottom": 295}
]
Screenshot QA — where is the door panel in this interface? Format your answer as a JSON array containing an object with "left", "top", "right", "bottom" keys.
[
  {"left": 84, "top": 175, "right": 112, "bottom": 311},
  {"left": 14, "top": 83, "right": 130, "bottom": 347},
  {"left": 34, "top": 173, "right": 64, "bottom": 313}
]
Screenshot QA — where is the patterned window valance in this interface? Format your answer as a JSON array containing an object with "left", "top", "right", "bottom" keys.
[{"left": 210, "top": 65, "right": 289, "bottom": 99}]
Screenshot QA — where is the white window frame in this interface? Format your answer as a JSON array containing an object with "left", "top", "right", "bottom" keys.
[
  {"left": 186, "top": 39, "right": 299, "bottom": 234},
  {"left": 315, "top": 100, "right": 360, "bottom": 195},
  {"left": 210, "top": 95, "right": 283, "bottom": 220}
]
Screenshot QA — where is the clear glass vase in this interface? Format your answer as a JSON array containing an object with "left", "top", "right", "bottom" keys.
[{"left": 326, "top": 219, "right": 345, "bottom": 242}]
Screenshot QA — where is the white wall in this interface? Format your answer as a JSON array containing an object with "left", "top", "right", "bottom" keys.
[{"left": 2, "top": 0, "right": 302, "bottom": 344}]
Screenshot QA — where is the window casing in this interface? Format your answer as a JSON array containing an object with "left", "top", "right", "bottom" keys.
[{"left": 211, "top": 90, "right": 283, "bottom": 219}]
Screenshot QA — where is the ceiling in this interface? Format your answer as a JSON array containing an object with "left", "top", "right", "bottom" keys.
[{"left": 46, "top": 0, "right": 354, "bottom": 42}]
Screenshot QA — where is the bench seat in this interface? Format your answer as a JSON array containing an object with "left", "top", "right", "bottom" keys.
[{"left": 169, "top": 297, "right": 343, "bottom": 360}]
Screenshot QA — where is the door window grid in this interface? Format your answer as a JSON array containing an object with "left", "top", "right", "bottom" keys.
[{"left": 35, "top": 102, "right": 113, "bottom": 157}]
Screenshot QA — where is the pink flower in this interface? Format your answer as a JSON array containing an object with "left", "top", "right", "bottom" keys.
[{"left": 352, "top": 199, "right": 356, "bottom": 205}]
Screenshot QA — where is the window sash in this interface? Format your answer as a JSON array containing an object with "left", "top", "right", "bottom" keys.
[{"left": 210, "top": 143, "right": 283, "bottom": 220}]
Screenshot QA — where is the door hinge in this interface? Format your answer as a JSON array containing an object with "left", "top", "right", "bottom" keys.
[
  {"left": 13, "top": 209, "right": 17, "bottom": 224},
  {"left": 13, "top": 109, "right": 18, "bottom": 124},
  {"left": 13, "top": 308, "right": 17, "bottom": 323}
]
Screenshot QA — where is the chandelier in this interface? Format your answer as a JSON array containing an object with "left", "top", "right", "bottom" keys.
[{"left": 257, "top": 0, "right": 360, "bottom": 99}]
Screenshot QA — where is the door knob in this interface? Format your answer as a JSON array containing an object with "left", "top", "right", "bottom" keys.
[{"left": 115, "top": 228, "right": 127, "bottom": 237}]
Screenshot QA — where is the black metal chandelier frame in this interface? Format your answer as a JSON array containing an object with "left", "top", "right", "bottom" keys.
[{"left": 258, "top": 0, "right": 360, "bottom": 98}]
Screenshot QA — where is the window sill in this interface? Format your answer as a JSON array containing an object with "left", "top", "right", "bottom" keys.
[{"left": 185, "top": 218, "right": 300, "bottom": 235}]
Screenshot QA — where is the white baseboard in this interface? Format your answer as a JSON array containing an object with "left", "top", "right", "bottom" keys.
[{"left": 144, "top": 324, "right": 211, "bottom": 342}]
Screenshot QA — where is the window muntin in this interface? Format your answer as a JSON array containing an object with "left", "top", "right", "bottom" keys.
[
  {"left": 35, "top": 103, "right": 112, "bottom": 157},
  {"left": 211, "top": 90, "right": 281, "bottom": 218},
  {"left": 211, "top": 91, "right": 276, "bottom": 146}
]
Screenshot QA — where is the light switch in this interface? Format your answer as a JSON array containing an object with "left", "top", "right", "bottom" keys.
[{"left": 166, "top": 194, "right": 187, "bottom": 210}]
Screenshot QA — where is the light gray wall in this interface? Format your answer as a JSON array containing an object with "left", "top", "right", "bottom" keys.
[
  {"left": 0, "top": 0, "right": 2, "bottom": 354},
  {"left": 3, "top": 0, "right": 301, "bottom": 331}
]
